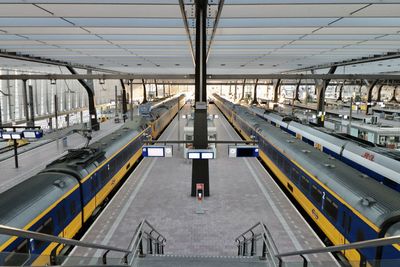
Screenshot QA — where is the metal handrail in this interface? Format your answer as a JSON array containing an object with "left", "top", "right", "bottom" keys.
[
  {"left": 125, "top": 219, "right": 166, "bottom": 265},
  {"left": 0, "top": 224, "right": 130, "bottom": 254},
  {"left": 275, "top": 234, "right": 400, "bottom": 258},
  {"left": 235, "top": 222, "right": 280, "bottom": 267}
]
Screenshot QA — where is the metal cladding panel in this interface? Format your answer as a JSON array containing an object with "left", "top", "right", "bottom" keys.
[
  {"left": 288, "top": 121, "right": 345, "bottom": 154},
  {"left": 0, "top": 172, "right": 77, "bottom": 244},
  {"left": 342, "top": 142, "right": 400, "bottom": 185}
]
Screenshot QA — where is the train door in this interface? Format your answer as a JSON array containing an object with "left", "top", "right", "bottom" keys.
[{"left": 341, "top": 211, "right": 351, "bottom": 257}]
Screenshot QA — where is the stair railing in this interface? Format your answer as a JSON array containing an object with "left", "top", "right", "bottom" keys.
[
  {"left": 236, "top": 222, "right": 400, "bottom": 267},
  {"left": 275, "top": 234, "right": 400, "bottom": 267},
  {"left": 235, "top": 222, "right": 279, "bottom": 267},
  {"left": 0, "top": 224, "right": 130, "bottom": 265},
  {"left": 125, "top": 219, "right": 166, "bottom": 265}
]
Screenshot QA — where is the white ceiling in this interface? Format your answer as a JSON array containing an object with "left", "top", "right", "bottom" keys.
[{"left": 0, "top": 0, "right": 399, "bottom": 75}]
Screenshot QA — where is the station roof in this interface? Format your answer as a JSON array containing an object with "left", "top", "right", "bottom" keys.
[{"left": 0, "top": 0, "right": 400, "bottom": 75}]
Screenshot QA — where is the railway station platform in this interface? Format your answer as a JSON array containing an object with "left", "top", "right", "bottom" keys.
[
  {"left": 67, "top": 104, "right": 336, "bottom": 266},
  {"left": 0, "top": 119, "right": 124, "bottom": 194}
]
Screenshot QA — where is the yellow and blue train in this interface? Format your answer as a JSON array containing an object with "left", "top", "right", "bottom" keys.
[
  {"left": 213, "top": 94, "right": 400, "bottom": 267},
  {"left": 0, "top": 94, "right": 185, "bottom": 266}
]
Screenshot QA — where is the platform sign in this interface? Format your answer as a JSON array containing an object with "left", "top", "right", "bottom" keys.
[
  {"left": 1, "top": 132, "right": 22, "bottom": 140},
  {"left": 22, "top": 129, "right": 43, "bottom": 139},
  {"left": 228, "top": 145, "right": 259, "bottom": 158},
  {"left": 142, "top": 145, "right": 173, "bottom": 158},
  {"left": 187, "top": 149, "right": 215, "bottom": 159},
  {"left": 195, "top": 183, "right": 205, "bottom": 214}
]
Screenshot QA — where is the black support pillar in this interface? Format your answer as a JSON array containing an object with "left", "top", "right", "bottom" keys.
[
  {"left": 191, "top": 0, "right": 209, "bottom": 197},
  {"left": 389, "top": 86, "right": 399, "bottom": 103},
  {"left": 294, "top": 79, "right": 301, "bottom": 102},
  {"left": 336, "top": 80, "right": 345, "bottom": 102},
  {"left": 22, "top": 80, "right": 30, "bottom": 124},
  {"left": 376, "top": 83, "right": 385, "bottom": 102},
  {"left": 154, "top": 79, "right": 158, "bottom": 98},
  {"left": 142, "top": 79, "right": 148, "bottom": 104},
  {"left": 66, "top": 66, "right": 99, "bottom": 131},
  {"left": 273, "top": 79, "right": 281, "bottom": 103},
  {"left": 250, "top": 79, "right": 259, "bottom": 105},
  {"left": 28, "top": 85, "right": 35, "bottom": 127},
  {"left": 366, "top": 80, "right": 379, "bottom": 115},
  {"left": 240, "top": 79, "right": 246, "bottom": 101},
  {"left": 120, "top": 80, "right": 128, "bottom": 119},
  {"left": 163, "top": 84, "right": 166, "bottom": 97},
  {"left": 316, "top": 66, "right": 337, "bottom": 127},
  {"left": 234, "top": 82, "right": 238, "bottom": 100}
]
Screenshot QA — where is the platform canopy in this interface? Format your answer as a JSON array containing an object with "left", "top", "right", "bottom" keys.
[{"left": 0, "top": 0, "right": 400, "bottom": 75}]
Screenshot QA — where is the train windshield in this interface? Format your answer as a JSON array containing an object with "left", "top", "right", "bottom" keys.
[{"left": 385, "top": 222, "right": 400, "bottom": 238}]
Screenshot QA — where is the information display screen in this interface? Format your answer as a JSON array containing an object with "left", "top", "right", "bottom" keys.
[
  {"left": 147, "top": 147, "right": 164, "bottom": 157},
  {"left": 188, "top": 152, "right": 201, "bottom": 159},
  {"left": 236, "top": 147, "right": 259, "bottom": 157},
  {"left": 201, "top": 152, "right": 214, "bottom": 159}
]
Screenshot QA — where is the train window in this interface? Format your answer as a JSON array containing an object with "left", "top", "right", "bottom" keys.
[
  {"left": 272, "top": 150, "right": 278, "bottom": 162},
  {"left": 324, "top": 197, "right": 338, "bottom": 221},
  {"left": 57, "top": 207, "right": 66, "bottom": 225},
  {"left": 300, "top": 176, "right": 310, "bottom": 191},
  {"left": 100, "top": 167, "right": 108, "bottom": 183},
  {"left": 292, "top": 169, "right": 300, "bottom": 184},
  {"left": 91, "top": 176, "right": 99, "bottom": 193},
  {"left": 356, "top": 229, "right": 365, "bottom": 242},
  {"left": 34, "top": 218, "right": 54, "bottom": 248},
  {"left": 70, "top": 201, "right": 77, "bottom": 215},
  {"left": 4, "top": 239, "right": 29, "bottom": 265},
  {"left": 342, "top": 212, "right": 352, "bottom": 234},
  {"left": 284, "top": 161, "right": 291, "bottom": 176},
  {"left": 311, "top": 185, "right": 322, "bottom": 206}
]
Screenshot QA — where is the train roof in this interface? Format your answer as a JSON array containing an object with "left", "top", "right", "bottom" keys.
[
  {"left": 232, "top": 103, "right": 400, "bottom": 227},
  {"left": 45, "top": 117, "right": 148, "bottom": 179},
  {"left": 0, "top": 172, "right": 77, "bottom": 244}
]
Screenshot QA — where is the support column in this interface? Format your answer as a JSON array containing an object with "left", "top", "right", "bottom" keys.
[
  {"left": 142, "top": 79, "right": 148, "bottom": 103},
  {"left": 336, "top": 80, "right": 345, "bottom": 102},
  {"left": 316, "top": 66, "right": 337, "bottom": 127},
  {"left": 120, "top": 80, "right": 128, "bottom": 118},
  {"left": 129, "top": 80, "right": 134, "bottom": 120},
  {"left": 191, "top": 0, "right": 209, "bottom": 197},
  {"left": 240, "top": 79, "right": 246, "bottom": 101},
  {"left": 154, "top": 79, "right": 158, "bottom": 98},
  {"left": 28, "top": 85, "right": 35, "bottom": 127},
  {"left": 294, "top": 79, "right": 301, "bottom": 102},
  {"left": 250, "top": 79, "right": 259, "bottom": 105},
  {"left": 376, "top": 83, "right": 385, "bottom": 102},
  {"left": 66, "top": 67, "right": 99, "bottom": 131},
  {"left": 229, "top": 83, "right": 232, "bottom": 96},
  {"left": 114, "top": 86, "right": 118, "bottom": 118},
  {"left": 273, "top": 79, "right": 281, "bottom": 103},
  {"left": 389, "top": 86, "right": 399, "bottom": 103},
  {"left": 163, "top": 84, "right": 166, "bottom": 97},
  {"left": 22, "top": 80, "right": 30, "bottom": 123},
  {"left": 366, "top": 80, "right": 379, "bottom": 115},
  {"left": 54, "top": 95, "right": 58, "bottom": 131},
  {"left": 234, "top": 82, "right": 238, "bottom": 99}
]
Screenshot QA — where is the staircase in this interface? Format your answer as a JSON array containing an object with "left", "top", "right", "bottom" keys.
[{"left": 134, "top": 255, "right": 268, "bottom": 267}]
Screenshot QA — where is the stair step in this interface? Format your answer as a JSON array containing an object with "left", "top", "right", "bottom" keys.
[{"left": 134, "top": 254, "right": 269, "bottom": 267}]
